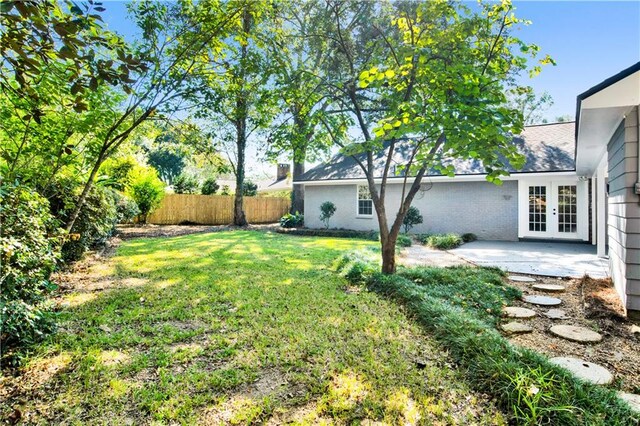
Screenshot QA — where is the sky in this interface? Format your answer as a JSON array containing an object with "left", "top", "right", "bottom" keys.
[{"left": 98, "top": 1, "right": 640, "bottom": 177}]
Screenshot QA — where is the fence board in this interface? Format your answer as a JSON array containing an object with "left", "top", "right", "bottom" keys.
[{"left": 147, "top": 194, "right": 290, "bottom": 225}]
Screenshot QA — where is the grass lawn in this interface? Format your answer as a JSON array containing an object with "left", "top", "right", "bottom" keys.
[{"left": 1, "top": 231, "right": 505, "bottom": 425}]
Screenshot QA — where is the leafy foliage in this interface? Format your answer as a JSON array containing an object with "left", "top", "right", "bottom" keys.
[
  {"left": 280, "top": 211, "right": 304, "bottom": 228},
  {"left": 0, "top": 183, "right": 60, "bottom": 348},
  {"left": 402, "top": 206, "right": 423, "bottom": 233},
  {"left": 396, "top": 234, "right": 412, "bottom": 248},
  {"left": 147, "top": 149, "right": 185, "bottom": 185},
  {"left": 242, "top": 180, "right": 258, "bottom": 197},
  {"left": 127, "top": 167, "right": 165, "bottom": 223},
  {"left": 201, "top": 178, "right": 220, "bottom": 195},
  {"left": 423, "top": 234, "right": 463, "bottom": 250},
  {"left": 319, "top": 201, "right": 337, "bottom": 229},
  {"left": 47, "top": 179, "right": 120, "bottom": 262},
  {"left": 172, "top": 173, "right": 200, "bottom": 194}
]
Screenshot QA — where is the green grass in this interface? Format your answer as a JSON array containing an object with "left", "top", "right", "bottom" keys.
[
  {"left": 1, "top": 231, "right": 506, "bottom": 424},
  {"left": 336, "top": 252, "right": 640, "bottom": 425}
]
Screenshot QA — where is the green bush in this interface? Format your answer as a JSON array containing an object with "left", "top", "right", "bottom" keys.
[
  {"left": 396, "top": 234, "right": 412, "bottom": 247},
  {"left": 48, "top": 180, "right": 120, "bottom": 262},
  {"left": 280, "top": 212, "right": 304, "bottom": 228},
  {"left": 461, "top": 233, "right": 477, "bottom": 243},
  {"left": 221, "top": 185, "right": 231, "bottom": 195},
  {"left": 276, "top": 228, "right": 379, "bottom": 241},
  {"left": 0, "top": 183, "right": 61, "bottom": 348},
  {"left": 201, "top": 178, "right": 219, "bottom": 195},
  {"left": 113, "top": 191, "right": 140, "bottom": 224},
  {"left": 173, "top": 173, "right": 200, "bottom": 194},
  {"left": 402, "top": 206, "right": 423, "bottom": 233},
  {"left": 319, "top": 201, "right": 336, "bottom": 229},
  {"left": 242, "top": 180, "right": 258, "bottom": 196},
  {"left": 425, "top": 233, "right": 463, "bottom": 250},
  {"left": 127, "top": 167, "right": 165, "bottom": 223},
  {"left": 334, "top": 253, "right": 639, "bottom": 424}
]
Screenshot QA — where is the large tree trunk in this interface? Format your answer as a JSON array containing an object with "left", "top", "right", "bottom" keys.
[
  {"left": 233, "top": 121, "right": 248, "bottom": 226},
  {"left": 291, "top": 152, "right": 305, "bottom": 214},
  {"left": 380, "top": 231, "right": 398, "bottom": 274}
]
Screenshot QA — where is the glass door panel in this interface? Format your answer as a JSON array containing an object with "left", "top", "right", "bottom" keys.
[
  {"left": 528, "top": 185, "right": 547, "bottom": 232},
  {"left": 557, "top": 185, "right": 577, "bottom": 234}
]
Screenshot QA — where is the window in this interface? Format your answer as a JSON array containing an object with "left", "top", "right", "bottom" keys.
[{"left": 357, "top": 184, "right": 373, "bottom": 216}]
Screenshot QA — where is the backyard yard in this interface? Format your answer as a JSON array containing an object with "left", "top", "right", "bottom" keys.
[{"left": 1, "top": 231, "right": 505, "bottom": 425}]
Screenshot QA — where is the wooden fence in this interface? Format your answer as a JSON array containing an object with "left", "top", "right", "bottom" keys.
[{"left": 147, "top": 194, "right": 290, "bottom": 225}]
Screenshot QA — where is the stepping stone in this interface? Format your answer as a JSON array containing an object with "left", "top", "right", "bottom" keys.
[
  {"left": 618, "top": 392, "right": 640, "bottom": 412},
  {"left": 532, "top": 284, "right": 566, "bottom": 293},
  {"left": 523, "top": 295, "right": 562, "bottom": 306},
  {"left": 508, "top": 275, "right": 536, "bottom": 283},
  {"left": 550, "top": 357, "right": 613, "bottom": 385},
  {"left": 501, "top": 321, "right": 533, "bottom": 334},
  {"left": 543, "top": 309, "right": 569, "bottom": 320},
  {"left": 503, "top": 306, "right": 537, "bottom": 319},
  {"left": 550, "top": 325, "right": 603, "bottom": 343}
]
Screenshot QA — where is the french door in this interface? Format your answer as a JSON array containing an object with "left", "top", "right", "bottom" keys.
[{"left": 519, "top": 179, "right": 588, "bottom": 240}]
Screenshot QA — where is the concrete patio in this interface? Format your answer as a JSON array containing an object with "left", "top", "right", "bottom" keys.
[{"left": 449, "top": 240, "right": 609, "bottom": 278}]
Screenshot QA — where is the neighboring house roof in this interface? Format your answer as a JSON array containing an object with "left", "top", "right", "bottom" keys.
[
  {"left": 216, "top": 177, "right": 292, "bottom": 193},
  {"left": 296, "top": 122, "right": 576, "bottom": 182}
]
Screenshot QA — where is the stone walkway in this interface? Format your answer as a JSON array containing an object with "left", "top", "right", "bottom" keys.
[{"left": 501, "top": 274, "right": 639, "bottom": 413}]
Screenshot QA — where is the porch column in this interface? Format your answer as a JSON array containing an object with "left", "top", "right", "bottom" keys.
[{"left": 596, "top": 156, "right": 607, "bottom": 258}]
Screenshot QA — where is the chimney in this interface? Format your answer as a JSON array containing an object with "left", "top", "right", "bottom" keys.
[{"left": 277, "top": 163, "right": 290, "bottom": 181}]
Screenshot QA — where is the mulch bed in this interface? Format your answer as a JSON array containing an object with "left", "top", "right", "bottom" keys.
[
  {"left": 503, "top": 274, "right": 640, "bottom": 393},
  {"left": 115, "top": 223, "right": 279, "bottom": 239}
]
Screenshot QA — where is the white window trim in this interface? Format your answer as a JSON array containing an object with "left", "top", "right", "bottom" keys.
[{"left": 356, "top": 184, "right": 374, "bottom": 218}]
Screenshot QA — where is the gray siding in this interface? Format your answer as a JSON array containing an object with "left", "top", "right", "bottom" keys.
[
  {"left": 607, "top": 107, "right": 640, "bottom": 312},
  {"left": 304, "top": 180, "right": 518, "bottom": 241}
]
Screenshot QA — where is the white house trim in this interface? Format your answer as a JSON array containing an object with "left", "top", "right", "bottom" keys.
[
  {"left": 296, "top": 171, "right": 578, "bottom": 186},
  {"left": 517, "top": 176, "right": 589, "bottom": 241}
]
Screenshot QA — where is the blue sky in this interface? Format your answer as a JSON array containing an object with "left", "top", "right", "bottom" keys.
[{"left": 98, "top": 1, "right": 640, "bottom": 174}]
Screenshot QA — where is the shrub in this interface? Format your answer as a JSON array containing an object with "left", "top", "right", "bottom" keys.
[
  {"left": 396, "top": 234, "right": 412, "bottom": 247},
  {"left": 173, "top": 173, "right": 200, "bottom": 194},
  {"left": 201, "top": 178, "right": 219, "bottom": 195},
  {"left": 113, "top": 191, "right": 140, "bottom": 224},
  {"left": 127, "top": 167, "right": 165, "bottom": 223},
  {"left": 276, "top": 228, "right": 379, "bottom": 241},
  {"left": 425, "top": 233, "right": 463, "bottom": 250},
  {"left": 402, "top": 206, "right": 423, "bottom": 233},
  {"left": 221, "top": 185, "right": 231, "bottom": 195},
  {"left": 280, "top": 212, "right": 304, "bottom": 228},
  {"left": 334, "top": 254, "right": 638, "bottom": 425},
  {"left": 242, "top": 180, "right": 258, "bottom": 196},
  {"left": 48, "top": 180, "right": 120, "bottom": 262},
  {"left": 461, "top": 233, "right": 477, "bottom": 243},
  {"left": 99, "top": 156, "right": 137, "bottom": 191},
  {"left": 0, "top": 183, "right": 61, "bottom": 348},
  {"left": 319, "top": 201, "right": 336, "bottom": 229}
]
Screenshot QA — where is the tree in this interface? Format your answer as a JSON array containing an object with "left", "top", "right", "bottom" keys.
[
  {"left": 201, "top": 178, "right": 219, "bottom": 195},
  {"left": 242, "top": 180, "right": 258, "bottom": 196},
  {"left": 402, "top": 206, "right": 423, "bottom": 233},
  {"left": 264, "top": 1, "right": 338, "bottom": 213},
  {"left": 191, "top": 1, "right": 279, "bottom": 226},
  {"left": 508, "top": 88, "right": 554, "bottom": 125},
  {"left": 172, "top": 173, "right": 200, "bottom": 194},
  {"left": 127, "top": 167, "right": 165, "bottom": 223},
  {"left": 316, "top": 0, "right": 553, "bottom": 273},
  {"left": 59, "top": 0, "right": 238, "bottom": 233},
  {"left": 147, "top": 149, "right": 185, "bottom": 185},
  {"left": 320, "top": 201, "right": 336, "bottom": 229}
]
